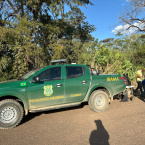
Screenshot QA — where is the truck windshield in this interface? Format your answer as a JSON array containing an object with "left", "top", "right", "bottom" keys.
[{"left": 20, "top": 68, "right": 43, "bottom": 80}]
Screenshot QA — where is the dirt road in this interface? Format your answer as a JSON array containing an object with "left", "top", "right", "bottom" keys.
[{"left": 1, "top": 97, "right": 145, "bottom": 145}]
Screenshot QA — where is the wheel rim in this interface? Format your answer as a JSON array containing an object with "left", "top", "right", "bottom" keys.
[
  {"left": 0, "top": 107, "right": 17, "bottom": 123},
  {"left": 95, "top": 96, "right": 104, "bottom": 106}
]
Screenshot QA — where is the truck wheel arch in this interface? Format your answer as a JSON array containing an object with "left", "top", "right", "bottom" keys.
[
  {"left": 85, "top": 86, "right": 112, "bottom": 103},
  {"left": 92, "top": 87, "right": 111, "bottom": 100},
  {"left": 0, "top": 95, "right": 28, "bottom": 116}
]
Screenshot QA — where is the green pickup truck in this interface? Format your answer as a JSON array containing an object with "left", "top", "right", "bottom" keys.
[{"left": 0, "top": 60, "right": 126, "bottom": 129}]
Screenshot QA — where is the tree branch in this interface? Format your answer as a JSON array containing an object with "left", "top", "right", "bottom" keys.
[
  {"left": 7, "top": 0, "right": 19, "bottom": 18},
  {"left": 119, "top": 0, "right": 145, "bottom": 33}
]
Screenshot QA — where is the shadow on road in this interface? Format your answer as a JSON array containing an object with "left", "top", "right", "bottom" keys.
[
  {"left": 137, "top": 96, "right": 145, "bottom": 102},
  {"left": 133, "top": 92, "right": 145, "bottom": 102},
  {"left": 89, "top": 120, "right": 109, "bottom": 145},
  {"left": 20, "top": 102, "right": 88, "bottom": 126}
]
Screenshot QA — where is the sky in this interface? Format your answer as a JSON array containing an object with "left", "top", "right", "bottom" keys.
[{"left": 80, "top": 0, "right": 129, "bottom": 41}]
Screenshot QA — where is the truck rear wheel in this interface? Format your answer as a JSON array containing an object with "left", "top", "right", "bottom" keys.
[
  {"left": 89, "top": 90, "right": 109, "bottom": 112},
  {"left": 0, "top": 99, "right": 24, "bottom": 129}
]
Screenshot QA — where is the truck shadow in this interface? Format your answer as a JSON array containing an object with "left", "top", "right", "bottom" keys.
[
  {"left": 89, "top": 120, "right": 110, "bottom": 145},
  {"left": 20, "top": 102, "right": 88, "bottom": 126}
]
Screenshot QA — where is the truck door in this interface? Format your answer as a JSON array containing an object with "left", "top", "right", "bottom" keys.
[
  {"left": 64, "top": 66, "right": 90, "bottom": 103},
  {"left": 27, "top": 66, "right": 65, "bottom": 109}
]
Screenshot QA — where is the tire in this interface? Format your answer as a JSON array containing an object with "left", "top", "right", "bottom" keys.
[
  {"left": 89, "top": 90, "right": 109, "bottom": 113},
  {"left": 0, "top": 99, "right": 24, "bottom": 129}
]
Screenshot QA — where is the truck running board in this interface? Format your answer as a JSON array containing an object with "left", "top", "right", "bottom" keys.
[{"left": 29, "top": 102, "right": 82, "bottom": 113}]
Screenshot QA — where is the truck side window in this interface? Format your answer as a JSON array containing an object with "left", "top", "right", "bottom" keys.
[
  {"left": 37, "top": 67, "right": 61, "bottom": 81},
  {"left": 66, "top": 66, "right": 85, "bottom": 79}
]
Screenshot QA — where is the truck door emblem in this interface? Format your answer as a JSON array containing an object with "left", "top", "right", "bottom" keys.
[{"left": 44, "top": 85, "right": 53, "bottom": 96}]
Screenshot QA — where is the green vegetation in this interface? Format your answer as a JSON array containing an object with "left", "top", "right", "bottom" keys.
[{"left": 0, "top": 0, "right": 145, "bottom": 82}]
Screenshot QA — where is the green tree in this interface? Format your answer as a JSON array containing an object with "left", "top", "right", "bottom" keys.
[{"left": 0, "top": 0, "right": 95, "bottom": 81}]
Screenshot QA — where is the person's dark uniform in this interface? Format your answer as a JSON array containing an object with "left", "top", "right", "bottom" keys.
[{"left": 140, "top": 79, "right": 145, "bottom": 98}]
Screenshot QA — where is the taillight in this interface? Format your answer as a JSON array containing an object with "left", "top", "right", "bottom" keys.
[{"left": 119, "top": 77, "right": 126, "bottom": 84}]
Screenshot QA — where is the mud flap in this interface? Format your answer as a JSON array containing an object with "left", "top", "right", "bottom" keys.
[{"left": 121, "top": 90, "right": 128, "bottom": 102}]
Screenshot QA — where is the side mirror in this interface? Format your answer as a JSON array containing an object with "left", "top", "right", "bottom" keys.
[{"left": 31, "top": 76, "right": 40, "bottom": 83}]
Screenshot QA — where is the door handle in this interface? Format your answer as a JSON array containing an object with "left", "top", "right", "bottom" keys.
[
  {"left": 56, "top": 84, "right": 63, "bottom": 87},
  {"left": 82, "top": 81, "right": 87, "bottom": 84}
]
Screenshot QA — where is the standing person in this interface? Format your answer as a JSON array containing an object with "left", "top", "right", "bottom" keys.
[
  {"left": 134, "top": 67, "right": 144, "bottom": 95},
  {"left": 140, "top": 79, "right": 145, "bottom": 97}
]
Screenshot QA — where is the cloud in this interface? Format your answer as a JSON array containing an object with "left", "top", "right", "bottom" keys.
[{"left": 112, "top": 21, "right": 145, "bottom": 35}]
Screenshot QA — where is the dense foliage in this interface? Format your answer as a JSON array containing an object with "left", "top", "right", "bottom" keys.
[{"left": 0, "top": 0, "right": 145, "bottom": 82}]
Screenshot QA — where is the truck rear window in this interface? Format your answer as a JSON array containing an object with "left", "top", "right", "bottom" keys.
[{"left": 66, "top": 66, "right": 85, "bottom": 79}]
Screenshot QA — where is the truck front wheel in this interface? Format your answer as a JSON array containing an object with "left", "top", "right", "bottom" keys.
[
  {"left": 89, "top": 90, "right": 109, "bottom": 112},
  {"left": 0, "top": 99, "right": 24, "bottom": 129}
]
